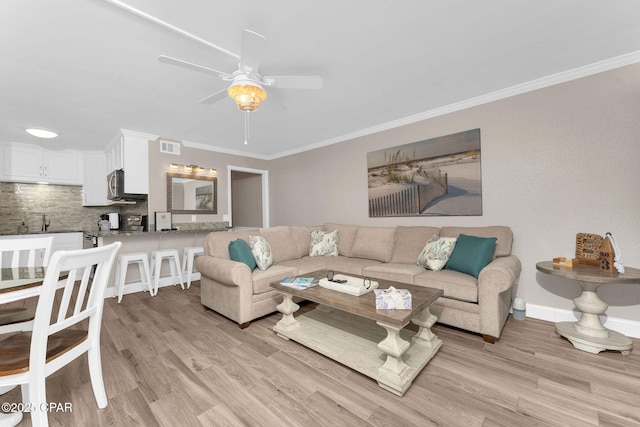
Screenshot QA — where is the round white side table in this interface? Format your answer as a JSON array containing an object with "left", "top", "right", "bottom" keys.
[{"left": 536, "top": 261, "right": 640, "bottom": 355}]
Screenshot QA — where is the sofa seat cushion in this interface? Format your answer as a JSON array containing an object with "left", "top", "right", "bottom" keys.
[
  {"left": 279, "top": 256, "right": 330, "bottom": 275},
  {"left": 351, "top": 226, "right": 396, "bottom": 262},
  {"left": 251, "top": 265, "right": 298, "bottom": 294},
  {"left": 362, "top": 263, "right": 424, "bottom": 285},
  {"left": 390, "top": 226, "right": 441, "bottom": 264},
  {"left": 414, "top": 269, "right": 478, "bottom": 303},
  {"left": 321, "top": 256, "right": 382, "bottom": 276}
]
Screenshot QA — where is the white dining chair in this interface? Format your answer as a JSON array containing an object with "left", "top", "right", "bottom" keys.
[
  {"left": 0, "top": 236, "right": 54, "bottom": 334},
  {"left": 0, "top": 241, "right": 121, "bottom": 427}
]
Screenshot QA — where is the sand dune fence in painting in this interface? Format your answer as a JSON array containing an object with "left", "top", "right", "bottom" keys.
[{"left": 367, "top": 129, "right": 482, "bottom": 217}]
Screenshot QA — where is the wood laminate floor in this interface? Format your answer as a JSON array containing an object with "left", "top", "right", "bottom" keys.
[{"left": 2, "top": 282, "right": 640, "bottom": 426}]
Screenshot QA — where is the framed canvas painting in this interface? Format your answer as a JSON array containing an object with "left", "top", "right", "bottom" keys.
[{"left": 367, "top": 128, "right": 482, "bottom": 217}]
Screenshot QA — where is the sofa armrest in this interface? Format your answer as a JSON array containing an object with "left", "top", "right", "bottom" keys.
[
  {"left": 478, "top": 255, "right": 521, "bottom": 295},
  {"left": 196, "top": 256, "right": 252, "bottom": 287},
  {"left": 476, "top": 255, "right": 522, "bottom": 338}
]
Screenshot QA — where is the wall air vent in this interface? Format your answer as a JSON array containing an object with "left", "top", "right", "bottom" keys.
[{"left": 158, "top": 139, "right": 181, "bottom": 155}]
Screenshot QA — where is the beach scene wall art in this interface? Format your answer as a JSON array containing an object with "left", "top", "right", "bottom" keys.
[{"left": 367, "top": 128, "right": 482, "bottom": 217}]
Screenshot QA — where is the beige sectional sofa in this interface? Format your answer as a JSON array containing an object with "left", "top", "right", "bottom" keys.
[{"left": 196, "top": 223, "right": 521, "bottom": 342}]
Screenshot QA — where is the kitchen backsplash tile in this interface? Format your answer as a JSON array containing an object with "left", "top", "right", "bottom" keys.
[{"left": 0, "top": 182, "right": 145, "bottom": 234}]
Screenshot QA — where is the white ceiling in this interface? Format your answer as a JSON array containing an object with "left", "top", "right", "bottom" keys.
[{"left": 2, "top": 0, "right": 640, "bottom": 159}]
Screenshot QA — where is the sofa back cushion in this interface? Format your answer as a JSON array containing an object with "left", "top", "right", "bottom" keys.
[
  {"left": 323, "top": 223, "right": 358, "bottom": 257},
  {"left": 291, "top": 225, "right": 321, "bottom": 258},
  {"left": 259, "top": 226, "right": 299, "bottom": 263},
  {"left": 205, "top": 229, "right": 256, "bottom": 259},
  {"left": 390, "top": 226, "right": 441, "bottom": 264},
  {"left": 440, "top": 226, "right": 512, "bottom": 257},
  {"left": 351, "top": 226, "right": 396, "bottom": 262}
]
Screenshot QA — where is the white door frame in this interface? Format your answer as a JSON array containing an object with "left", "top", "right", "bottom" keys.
[{"left": 227, "top": 165, "right": 269, "bottom": 228}]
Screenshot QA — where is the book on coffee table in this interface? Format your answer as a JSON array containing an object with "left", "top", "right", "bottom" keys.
[{"left": 280, "top": 277, "right": 316, "bottom": 289}]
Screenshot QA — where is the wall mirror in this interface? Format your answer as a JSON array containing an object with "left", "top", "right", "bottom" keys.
[{"left": 167, "top": 172, "right": 217, "bottom": 214}]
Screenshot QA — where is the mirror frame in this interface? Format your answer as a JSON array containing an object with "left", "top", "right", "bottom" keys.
[{"left": 166, "top": 172, "right": 217, "bottom": 214}]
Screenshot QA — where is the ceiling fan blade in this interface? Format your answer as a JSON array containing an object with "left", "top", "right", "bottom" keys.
[
  {"left": 158, "top": 55, "right": 232, "bottom": 79},
  {"left": 199, "top": 89, "right": 229, "bottom": 105},
  {"left": 240, "top": 29, "right": 266, "bottom": 73},
  {"left": 263, "top": 75, "right": 323, "bottom": 89}
]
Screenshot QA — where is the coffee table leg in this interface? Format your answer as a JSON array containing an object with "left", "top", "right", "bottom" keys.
[
  {"left": 376, "top": 320, "right": 411, "bottom": 396},
  {"left": 274, "top": 292, "right": 300, "bottom": 338},
  {"left": 411, "top": 305, "right": 442, "bottom": 348}
]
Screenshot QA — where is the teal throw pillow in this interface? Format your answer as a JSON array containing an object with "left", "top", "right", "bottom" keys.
[
  {"left": 445, "top": 234, "right": 497, "bottom": 278},
  {"left": 228, "top": 239, "right": 257, "bottom": 271}
]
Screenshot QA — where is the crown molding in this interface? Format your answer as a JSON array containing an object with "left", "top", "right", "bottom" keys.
[{"left": 268, "top": 50, "right": 640, "bottom": 160}]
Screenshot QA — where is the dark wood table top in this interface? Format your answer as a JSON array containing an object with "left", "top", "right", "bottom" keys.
[
  {"left": 271, "top": 269, "right": 443, "bottom": 326},
  {"left": 536, "top": 261, "right": 640, "bottom": 284}
]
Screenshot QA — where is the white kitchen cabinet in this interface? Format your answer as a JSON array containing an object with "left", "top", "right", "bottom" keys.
[
  {"left": 105, "top": 129, "right": 151, "bottom": 195},
  {"left": 82, "top": 151, "right": 110, "bottom": 206},
  {"left": 2, "top": 142, "right": 83, "bottom": 185}
]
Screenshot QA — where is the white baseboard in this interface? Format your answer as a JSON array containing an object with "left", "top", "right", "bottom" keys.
[{"left": 525, "top": 304, "right": 640, "bottom": 339}]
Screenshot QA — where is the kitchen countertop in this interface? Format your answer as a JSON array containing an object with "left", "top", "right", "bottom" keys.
[
  {"left": 92, "top": 228, "right": 229, "bottom": 238},
  {"left": 0, "top": 230, "right": 85, "bottom": 236}
]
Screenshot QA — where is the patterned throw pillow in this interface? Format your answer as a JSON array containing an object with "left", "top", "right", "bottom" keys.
[
  {"left": 417, "top": 235, "right": 457, "bottom": 271},
  {"left": 248, "top": 235, "right": 274, "bottom": 270},
  {"left": 309, "top": 230, "right": 339, "bottom": 256}
]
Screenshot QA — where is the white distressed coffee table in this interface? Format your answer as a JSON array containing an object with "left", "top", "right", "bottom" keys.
[{"left": 271, "top": 270, "right": 443, "bottom": 396}]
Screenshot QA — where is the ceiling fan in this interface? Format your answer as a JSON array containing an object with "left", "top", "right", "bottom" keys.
[{"left": 158, "top": 29, "right": 323, "bottom": 112}]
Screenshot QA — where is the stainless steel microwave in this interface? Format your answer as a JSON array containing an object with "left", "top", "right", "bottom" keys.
[{"left": 107, "top": 169, "right": 147, "bottom": 201}]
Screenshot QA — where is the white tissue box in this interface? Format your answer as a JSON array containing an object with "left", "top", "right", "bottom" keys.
[{"left": 374, "top": 287, "right": 412, "bottom": 310}]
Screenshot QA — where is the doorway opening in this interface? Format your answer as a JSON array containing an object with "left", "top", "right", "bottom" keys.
[{"left": 227, "top": 166, "right": 269, "bottom": 229}]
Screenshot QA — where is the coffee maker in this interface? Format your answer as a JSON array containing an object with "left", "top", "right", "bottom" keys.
[{"left": 100, "top": 213, "right": 121, "bottom": 230}]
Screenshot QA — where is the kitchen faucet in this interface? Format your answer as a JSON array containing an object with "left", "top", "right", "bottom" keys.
[{"left": 41, "top": 213, "right": 50, "bottom": 231}]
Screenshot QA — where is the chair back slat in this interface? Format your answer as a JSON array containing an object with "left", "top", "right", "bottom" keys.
[
  {"left": 29, "top": 242, "right": 121, "bottom": 371},
  {"left": 0, "top": 236, "right": 54, "bottom": 268}
]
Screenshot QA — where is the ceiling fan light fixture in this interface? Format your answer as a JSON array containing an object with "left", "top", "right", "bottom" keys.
[{"left": 227, "top": 79, "right": 267, "bottom": 111}]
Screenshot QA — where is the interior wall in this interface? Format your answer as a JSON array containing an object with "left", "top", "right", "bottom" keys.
[
  {"left": 231, "top": 171, "right": 263, "bottom": 228},
  {"left": 147, "top": 143, "right": 268, "bottom": 227},
  {"left": 268, "top": 62, "right": 640, "bottom": 323}
]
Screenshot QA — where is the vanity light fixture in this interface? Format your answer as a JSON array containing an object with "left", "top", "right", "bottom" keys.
[
  {"left": 25, "top": 127, "right": 58, "bottom": 139},
  {"left": 169, "top": 163, "right": 217, "bottom": 176}
]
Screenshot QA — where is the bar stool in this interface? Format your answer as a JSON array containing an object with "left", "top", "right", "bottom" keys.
[
  {"left": 114, "top": 252, "right": 153, "bottom": 303},
  {"left": 151, "top": 249, "right": 184, "bottom": 295},
  {"left": 182, "top": 246, "right": 204, "bottom": 289}
]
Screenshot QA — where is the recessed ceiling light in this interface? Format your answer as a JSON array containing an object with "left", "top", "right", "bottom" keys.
[{"left": 25, "top": 127, "right": 59, "bottom": 139}]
